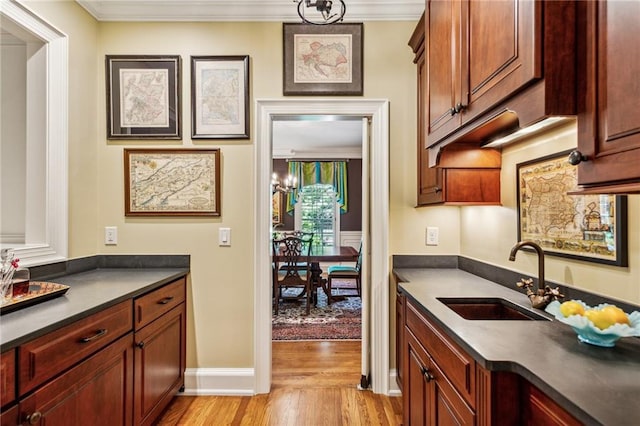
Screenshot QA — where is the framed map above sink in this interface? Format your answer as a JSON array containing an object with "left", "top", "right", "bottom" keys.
[{"left": 516, "top": 150, "right": 628, "bottom": 266}]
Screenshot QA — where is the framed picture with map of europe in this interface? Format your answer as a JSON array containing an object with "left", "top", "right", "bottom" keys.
[
  {"left": 283, "top": 23, "right": 363, "bottom": 96},
  {"left": 516, "top": 150, "right": 628, "bottom": 266},
  {"left": 190, "top": 56, "right": 250, "bottom": 139},
  {"left": 124, "top": 149, "right": 220, "bottom": 216},
  {"left": 106, "top": 55, "right": 181, "bottom": 139}
]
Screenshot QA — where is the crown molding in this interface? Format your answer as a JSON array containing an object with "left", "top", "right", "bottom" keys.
[{"left": 75, "top": 0, "right": 423, "bottom": 22}]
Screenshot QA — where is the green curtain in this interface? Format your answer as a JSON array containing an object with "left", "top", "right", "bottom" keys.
[{"left": 286, "top": 161, "right": 348, "bottom": 214}]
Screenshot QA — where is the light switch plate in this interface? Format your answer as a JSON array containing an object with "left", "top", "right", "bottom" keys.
[
  {"left": 426, "top": 226, "right": 439, "bottom": 246},
  {"left": 219, "top": 227, "right": 231, "bottom": 246},
  {"left": 105, "top": 226, "right": 117, "bottom": 245}
]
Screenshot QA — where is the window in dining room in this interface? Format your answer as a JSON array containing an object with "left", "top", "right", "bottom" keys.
[{"left": 294, "top": 184, "right": 340, "bottom": 248}]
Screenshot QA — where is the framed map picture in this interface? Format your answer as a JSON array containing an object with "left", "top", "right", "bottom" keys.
[
  {"left": 190, "top": 56, "right": 250, "bottom": 139},
  {"left": 283, "top": 23, "right": 363, "bottom": 96},
  {"left": 516, "top": 150, "right": 627, "bottom": 266},
  {"left": 124, "top": 149, "right": 220, "bottom": 216},
  {"left": 106, "top": 55, "right": 181, "bottom": 139}
]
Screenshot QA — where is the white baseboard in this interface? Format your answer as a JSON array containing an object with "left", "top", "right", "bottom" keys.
[
  {"left": 388, "top": 369, "right": 402, "bottom": 396},
  {"left": 182, "top": 368, "right": 256, "bottom": 396},
  {"left": 182, "top": 367, "right": 401, "bottom": 397}
]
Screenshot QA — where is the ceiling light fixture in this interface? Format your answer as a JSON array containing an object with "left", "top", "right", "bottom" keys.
[{"left": 295, "top": 0, "right": 346, "bottom": 25}]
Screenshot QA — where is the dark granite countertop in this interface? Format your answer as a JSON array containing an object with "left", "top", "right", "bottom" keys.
[
  {"left": 0, "top": 267, "right": 189, "bottom": 351},
  {"left": 395, "top": 268, "right": 640, "bottom": 426}
]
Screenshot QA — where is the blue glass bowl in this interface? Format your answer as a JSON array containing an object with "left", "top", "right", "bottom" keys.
[{"left": 545, "top": 300, "right": 640, "bottom": 347}]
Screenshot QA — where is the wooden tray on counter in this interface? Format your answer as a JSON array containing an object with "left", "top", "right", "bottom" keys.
[{"left": 0, "top": 282, "right": 70, "bottom": 315}]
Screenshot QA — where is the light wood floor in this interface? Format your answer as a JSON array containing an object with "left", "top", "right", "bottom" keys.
[{"left": 156, "top": 341, "right": 402, "bottom": 425}]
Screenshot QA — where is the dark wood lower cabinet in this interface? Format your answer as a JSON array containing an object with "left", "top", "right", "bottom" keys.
[
  {"left": 1, "top": 277, "right": 187, "bottom": 426},
  {"left": 134, "top": 304, "right": 186, "bottom": 426},
  {"left": 18, "top": 334, "right": 134, "bottom": 426},
  {"left": 405, "top": 329, "right": 474, "bottom": 426},
  {"left": 402, "top": 297, "right": 579, "bottom": 425}
]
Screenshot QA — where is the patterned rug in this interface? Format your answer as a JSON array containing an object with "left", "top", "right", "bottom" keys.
[{"left": 272, "top": 280, "right": 361, "bottom": 341}]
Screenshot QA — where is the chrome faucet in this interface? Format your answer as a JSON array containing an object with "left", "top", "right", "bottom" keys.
[{"left": 509, "top": 241, "right": 563, "bottom": 309}]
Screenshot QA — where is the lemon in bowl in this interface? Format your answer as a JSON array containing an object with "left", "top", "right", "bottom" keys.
[{"left": 546, "top": 300, "right": 640, "bottom": 347}]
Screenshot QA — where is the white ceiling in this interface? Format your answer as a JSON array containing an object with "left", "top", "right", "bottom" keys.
[
  {"left": 272, "top": 117, "right": 363, "bottom": 159},
  {"left": 75, "top": 0, "right": 424, "bottom": 22}
]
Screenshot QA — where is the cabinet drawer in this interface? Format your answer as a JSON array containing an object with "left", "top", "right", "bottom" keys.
[
  {"left": 134, "top": 278, "right": 185, "bottom": 331},
  {"left": 19, "top": 300, "right": 133, "bottom": 395},
  {"left": 406, "top": 299, "right": 476, "bottom": 408},
  {"left": 1, "top": 349, "right": 16, "bottom": 407}
]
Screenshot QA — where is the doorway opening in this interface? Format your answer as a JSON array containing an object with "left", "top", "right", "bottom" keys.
[
  {"left": 255, "top": 99, "right": 390, "bottom": 395},
  {"left": 271, "top": 117, "right": 363, "bottom": 342}
]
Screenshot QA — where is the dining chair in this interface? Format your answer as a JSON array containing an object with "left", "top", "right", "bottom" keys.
[
  {"left": 275, "top": 231, "right": 314, "bottom": 271},
  {"left": 272, "top": 235, "right": 313, "bottom": 315},
  {"left": 326, "top": 242, "right": 362, "bottom": 305}
]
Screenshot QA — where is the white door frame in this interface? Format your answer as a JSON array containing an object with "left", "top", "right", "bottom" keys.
[{"left": 254, "top": 99, "right": 390, "bottom": 394}]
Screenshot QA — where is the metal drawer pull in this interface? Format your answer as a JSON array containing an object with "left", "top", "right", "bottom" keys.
[
  {"left": 26, "top": 411, "right": 42, "bottom": 424},
  {"left": 421, "top": 366, "right": 434, "bottom": 382},
  {"left": 158, "top": 296, "right": 174, "bottom": 305},
  {"left": 80, "top": 328, "right": 107, "bottom": 343}
]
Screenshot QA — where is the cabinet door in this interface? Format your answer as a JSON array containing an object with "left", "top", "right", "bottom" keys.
[
  {"left": 134, "top": 304, "right": 186, "bottom": 426},
  {"left": 429, "top": 359, "right": 475, "bottom": 426},
  {"left": 463, "top": 0, "right": 539, "bottom": 124},
  {"left": 404, "top": 330, "right": 430, "bottom": 426},
  {"left": 427, "top": 0, "right": 463, "bottom": 144},
  {"left": 576, "top": 0, "right": 640, "bottom": 186},
  {"left": 396, "top": 291, "right": 405, "bottom": 388},
  {"left": 1, "top": 350, "right": 16, "bottom": 408},
  {"left": 18, "top": 334, "right": 134, "bottom": 426},
  {"left": 417, "top": 47, "right": 445, "bottom": 205}
]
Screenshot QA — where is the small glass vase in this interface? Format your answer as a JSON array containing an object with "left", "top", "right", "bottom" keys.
[
  {"left": 1, "top": 248, "right": 17, "bottom": 305},
  {"left": 1, "top": 269, "right": 15, "bottom": 305}
]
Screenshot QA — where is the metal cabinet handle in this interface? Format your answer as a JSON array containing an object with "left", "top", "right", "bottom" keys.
[
  {"left": 454, "top": 103, "right": 466, "bottom": 114},
  {"left": 158, "top": 296, "right": 174, "bottom": 305},
  {"left": 80, "top": 328, "right": 107, "bottom": 343},
  {"left": 568, "top": 150, "right": 589, "bottom": 165},
  {"left": 421, "top": 366, "right": 434, "bottom": 382},
  {"left": 26, "top": 411, "right": 42, "bottom": 425},
  {"left": 136, "top": 341, "right": 145, "bottom": 349}
]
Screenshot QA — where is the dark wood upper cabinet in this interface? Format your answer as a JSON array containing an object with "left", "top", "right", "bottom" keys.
[
  {"left": 573, "top": 0, "right": 640, "bottom": 192},
  {"left": 425, "top": 0, "right": 576, "bottom": 154},
  {"left": 410, "top": 12, "right": 501, "bottom": 206}
]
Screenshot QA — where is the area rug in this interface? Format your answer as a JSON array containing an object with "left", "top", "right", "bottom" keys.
[{"left": 272, "top": 280, "right": 361, "bottom": 341}]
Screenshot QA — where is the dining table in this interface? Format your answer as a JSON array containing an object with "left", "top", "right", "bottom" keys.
[{"left": 274, "top": 244, "right": 359, "bottom": 304}]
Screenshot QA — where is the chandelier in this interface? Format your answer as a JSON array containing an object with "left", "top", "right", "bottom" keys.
[
  {"left": 294, "top": 0, "right": 346, "bottom": 25},
  {"left": 272, "top": 173, "right": 298, "bottom": 194}
]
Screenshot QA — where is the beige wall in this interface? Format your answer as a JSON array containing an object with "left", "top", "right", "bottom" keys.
[
  {"left": 461, "top": 121, "right": 640, "bottom": 304},
  {"left": 22, "top": 1, "right": 640, "bottom": 378},
  {"left": 25, "top": 0, "right": 420, "bottom": 370}
]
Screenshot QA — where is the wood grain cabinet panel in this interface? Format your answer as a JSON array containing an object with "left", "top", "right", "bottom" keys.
[
  {"left": 410, "top": 12, "right": 501, "bottom": 206},
  {"left": 19, "top": 300, "right": 133, "bottom": 395},
  {"left": 401, "top": 294, "right": 581, "bottom": 425},
  {"left": 425, "top": 0, "right": 576, "bottom": 150},
  {"left": 1, "top": 349, "right": 16, "bottom": 408},
  {"left": 18, "top": 334, "right": 134, "bottom": 426},
  {"left": 134, "top": 279, "right": 186, "bottom": 426},
  {"left": 135, "top": 278, "right": 185, "bottom": 331},
  {"left": 575, "top": 0, "right": 640, "bottom": 189}
]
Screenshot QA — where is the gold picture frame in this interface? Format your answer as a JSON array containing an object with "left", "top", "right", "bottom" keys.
[
  {"left": 516, "top": 150, "right": 627, "bottom": 266},
  {"left": 124, "top": 148, "right": 220, "bottom": 216},
  {"left": 272, "top": 192, "right": 283, "bottom": 226}
]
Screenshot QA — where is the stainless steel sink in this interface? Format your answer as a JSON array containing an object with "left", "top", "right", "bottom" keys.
[{"left": 437, "top": 297, "right": 550, "bottom": 321}]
